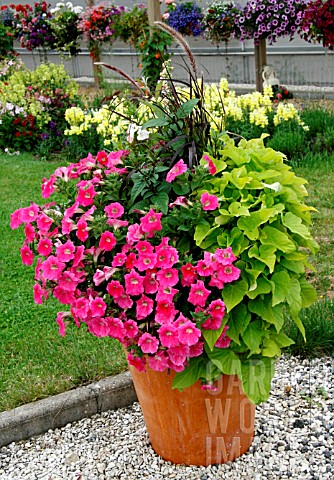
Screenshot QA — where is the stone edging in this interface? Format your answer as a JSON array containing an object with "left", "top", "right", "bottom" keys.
[{"left": 0, "top": 372, "right": 137, "bottom": 448}]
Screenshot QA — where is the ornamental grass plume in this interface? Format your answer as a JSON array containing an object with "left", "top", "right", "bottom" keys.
[{"left": 12, "top": 25, "right": 318, "bottom": 404}]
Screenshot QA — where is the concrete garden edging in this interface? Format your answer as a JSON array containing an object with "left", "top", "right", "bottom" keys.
[{"left": 0, "top": 372, "right": 137, "bottom": 448}]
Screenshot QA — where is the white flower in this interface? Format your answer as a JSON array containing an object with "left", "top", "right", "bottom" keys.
[
  {"left": 137, "top": 128, "right": 150, "bottom": 141},
  {"left": 72, "top": 6, "right": 83, "bottom": 13},
  {"left": 127, "top": 123, "right": 139, "bottom": 143},
  {"left": 262, "top": 182, "right": 282, "bottom": 192}
]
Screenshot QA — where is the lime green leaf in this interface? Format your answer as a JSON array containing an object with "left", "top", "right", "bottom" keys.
[
  {"left": 299, "top": 278, "right": 318, "bottom": 308},
  {"left": 248, "top": 244, "right": 277, "bottom": 273},
  {"left": 222, "top": 280, "right": 248, "bottom": 312},
  {"left": 280, "top": 258, "right": 305, "bottom": 274},
  {"left": 172, "top": 357, "right": 206, "bottom": 391},
  {"left": 247, "top": 277, "right": 272, "bottom": 299},
  {"left": 202, "top": 320, "right": 227, "bottom": 351},
  {"left": 261, "top": 226, "right": 296, "bottom": 253},
  {"left": 273, "top": 332, "right": 295, "bottom": 348},
  {"left": 194, "top": 221, "right": 211, "bottom": 246},
  {"left": 286, "top": 278, "right": 305, "bottom": 340},
  {"left": 269, "top": 271, "right": 290, "bottom": 306},
  {"left": 282, "top": 212, "right": 311, "bottom": 240},
  {"left": 240, "top": 357, "right": 275, "bottom": 404},
  {"left": 248, "top": 298, "right": 284, "bottom": 331},
  {"left": 241, "top": 319, "right": 264, "bottom": 352},
  {"left": 238, "top": 208, "right": 277, "bottom": 233},
  {"left": 142, "top": 117, "right": 169, "bottom": 128},
  {"left": 222, "top": 146, "right": 250, "bottom": 166},
  {"left": 205, "top": 348, "right": 241, "bottom": 376},
  {"left": 261, "top": 338, "right": 281, "bottom": 357},
  {"left": 229, "top": 202, "right": 250, "bottom": 217}
]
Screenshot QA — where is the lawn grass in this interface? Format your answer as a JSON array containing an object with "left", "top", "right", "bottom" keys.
[{"left": 0, "top": 153, "right": 127, "bottom": 412}]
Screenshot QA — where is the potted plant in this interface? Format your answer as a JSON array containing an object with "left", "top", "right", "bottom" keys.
[
  {"left": 202, "top": 1, "right": 241, "bottom": 45},
  {"left": 299, "top": 0, "right": 334, "bottom": 50},
  {"left": 11, "top": 24, "right": 318, "bottom": 467}
]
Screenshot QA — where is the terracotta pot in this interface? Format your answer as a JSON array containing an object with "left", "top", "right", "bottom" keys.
[{"left": 128, "top": 364, "right": 256, "bottom": 466}]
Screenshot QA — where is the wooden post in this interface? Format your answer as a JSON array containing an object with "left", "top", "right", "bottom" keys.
[
  {"left": 147, "top": 0, "right": 161, "bottom": 27},
  {"left": 254, "top": 38, "right": 267, "bottom": 93},
  {"left": 87, "top": 0, "right": 102, "bottom": 88}
]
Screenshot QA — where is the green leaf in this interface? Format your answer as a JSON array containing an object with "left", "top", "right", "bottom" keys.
[
  {"left": 175, "top": 98, "right": 199, "bottom": 118},
  {"left": 240, "top": 357, "right": 275, "bottom": 404},
  {"left": 247, "top": 277, "right": 272, "bottom": 299},
  {"left": 130, "top": 180, "right": 147, "bottom": 202},
  {"left": 269, "top": 271, "right": 290, "bottom": 306},
  {"left": 261, "top": 338, "right": 281, "bottom": 357},
  {"left": 222, "top": 280, "right": 248, "bottom": 312},
  {"left": 241, "top": 319, "right": 264, "bottom": 352},
  {"left": 142, "top": 117, "right": 169, "bottom": 128},
  {"left": 299, "top": 277, "right": 318, "bottom": 308},
  {"left": 173, "top": 182, "right": 190, "bottom": 195},
  {"left": 248, "top": 244, "right": 276, "bottom": 273},
  {"left": 227, "top": 304, "right": 251, "bottom": 344},
  {"left": 261, "top": 226, "right": 296, "bottom": 254},
  {"left": 229, "top": 202, "right": 250, "bottom": 217},
  {"left": 202, "top": 320, "right": 227, "bottom": 351},
  {"left": 280, "top": 258, "right": 305, "bottom": 274},
  {"left": 286, "top": 278, "right": 305, "bottom": 340},
  {"left": 282, "top": 212, "right": 311, "bottom": 240},
  {"left": 205, "top": 348, "right": 241, "bottom": 376},
  {"left": 172, "top": 357, "right": 206, "bottom": 391},
  {"left": 248, "top": 298, "right": 284, "bottom": 331},
  {"left": 151, "top": 191, "right": 169, "bottom": 214},
  {"left": 237, "top": 208, "right": 277, "bottom": 234}
]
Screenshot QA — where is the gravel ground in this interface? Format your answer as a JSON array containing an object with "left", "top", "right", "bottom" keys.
[{"left": 0, "top": 356, "right": 333, "bottom": 480}]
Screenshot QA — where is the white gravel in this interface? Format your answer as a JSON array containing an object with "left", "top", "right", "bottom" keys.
[{"left": 0, "top": 356, "right": 333, "bottom": 480}]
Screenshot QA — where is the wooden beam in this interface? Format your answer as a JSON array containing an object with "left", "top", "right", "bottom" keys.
[
  {"left": 254, "top": 38, "right": 267, "bottom": 93},
  {"left": 147, "top": 0, "right": 161, "bottom": 27}
]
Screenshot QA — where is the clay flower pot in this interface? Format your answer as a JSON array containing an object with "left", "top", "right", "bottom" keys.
[{"left": 128, "top": 364, "right": 255, "bottom": 466}]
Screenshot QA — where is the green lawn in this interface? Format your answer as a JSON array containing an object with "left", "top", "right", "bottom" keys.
[{"left": 0, "top": 154, "right": 127, "bottom": 412}]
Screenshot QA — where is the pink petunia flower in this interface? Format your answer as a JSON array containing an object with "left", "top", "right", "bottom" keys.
[
  {"left": 156, "top": 286, "right": 179, "bottom": 303},
  {"left": 200, "top": 192, "right": 219, "bottom": 211},
  {"left": 208, "top": 299, "right": 226, "bottom": 319},
  {"left": 107, "top": 317, "right": 125, "bottom": 341},
  {"left": 53, "top": 285, "right": 76, "bottom": 305},
  {"left": 41, "top": 255, "right": 65, "bottom": 280},
  {"left": 41, "top": 175, "right": 56, "bottom": 198},
  {"left": 202, "top": 154, "right": 217, "bottom": 175},
  {"left": 76, "top": 218, "right": 89, "bottom": 242},
  {"left": 178, "top": 320, "right": 201, "bottom": 346},
  {"left": 103, "top": 266, "right": 116, "bottom": 280},
  {"left": 188, "top": 280, "right": 211, "bottom": 307},
  {"left": 99, "top": 231, "right": 116, "bottom": 251},
  {"left": 166, "top": 159, "right": 188, "bottom": 183},
  {"left": 33, "top": 283, "right": 48, "bottom": 304},
  {"left": 125, "top": 252, "right": 137, "bottom": 270},
  {"left": 214, "top": 247, "right": 237, "bottom": 265},
  {"left": 56, "top": 240, "right": 75, "bottom": 262},
  {"left": 106, "top": 218, "right": 128, "bottom": 229},
  {"left": 155, "top": 301, "right": 178, "bottom": 324},
  {"left": 111, "top": 252, "right": 127, "bottom": 268},
  {"left": 181, "top": 263, "right": 197, "bottom": 287},
  {"left": 114, "top": 293, "right": 133, "bottom": 309},
  {"left": 127, "top": 352, "right": 146, "bottom": 372},
  {"left": 90, "top": 297, "right": 107, "bottom": 317},
  {"left": 169, "top": 196, "right": 191, "bottom": 208},
  {"left": 93, "top": 269, "right": 106, "bottom": 286},
  {"left": 209, "top": 271, "right": 225, "bottom": 289},
  {"left": 24, "top": 224, "right": 35, "bottom": 243},
  {"left": 58, "top": 271, "right": 78, "bottom": 292},
  {"left": 188, "top": 340, "right": 204, "bottom": 358},
  {"left": 201, "top": 316, "right": 222, "bottom": 330},
  {"left": 72, "top": 245, "right": 85, "bottom": 267},
  {"left": 56, "top": 312, "right": 68, "bottom": 337},
  {"left": 123, "top": 319, "right": 139, "bottom": 339},
  {"left": 196, "top": 260, "right": 214, "bottom": 277},
  {"left": 158, "top": 323, "right": 179, "bottom": 348},
  {"left": 135, "top": 253, "right": 157, "bottom": 272},
  {"left": 157, "top": 268, "right": 179, "bottom": 287},
  {"left": 72, "top": 297, "right": 90, "bottom": 320},
  {"left": 37, "top": 213, "right": 53, "bottom": 232},
  {"left": 138, "top": 332, "right": 159, "bottom": 354},
  {"left": 104, "top": 202, "right": 124, "bottom": 219},
  {"left": 167, "top": 344, "right": 189, "bottom": 366},
  {"left": 214, "top": 325, "right": 231, "bottom": 349},
  {"left": 143, "top": 270, "right": 158, "bottom": 294},
  {"left": 136, "top": 294, "right": 154, "bottom": 320},
  {"left": 148, "top": 351, "right": 169, "bottom": 372},
  {"left": 107, "top": 280, "right": 124, "bottom": 298},
  {"left": 87, "top": 317, "right": 111, "bottom": 338},
  {"left": 10, "top": 209, "right": 23, "bottom": 229},
  {"left": 135, "top": 240, "right": 154, "bottom": 255},
  {"left": 140, "top": 209, "right": 163, "bottom": 235},
  {"left": 217, "top": 264, "right": 241, "bottom": 283},
  {"left": 21, "top": 204, "right": 39, "bottom": 223},
  {"left": 124, "top": 270, "right": 144, "bottom": 296},
  {"left": 77, "top": 183, "right": 96, "bottom": 207},
  {"left": 126, "top": 223, "right": 144, "bottom": 244}
]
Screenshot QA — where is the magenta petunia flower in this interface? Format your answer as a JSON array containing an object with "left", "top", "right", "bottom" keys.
[
  {"left": 166, "top": 159, "right": 188, "bottom": 183},
  {"left": 158, "top": 323, "right": 179, "bottom": 348},
  {"left": 201, "top": 316, "right": 222, "bottom": 331},
  {"left": 155, "top": 301, "right": 178, "bottom": 324},
  {"left": 41, "top": 175, "right": 56, "bottom": 199},
  {"left": 104, "top": 202, "right": 124, "bottom": 219},
  {"left": 127, "top": 352, "right": 146, "bottom": 372},
  {"left": 209, "top": 271, "right": 225, "bottom": 289},
  {"left": 208, "top": 299, "right": 226, "bottom": 320},
  {"left": 188, "top": 340, "right": 204, "bottom": 358},
  {"left": 148, "top": 351, "right": 169, "bottom": 372},
  {"left": 200, "top": 192, "right": 219, "bottom": 211},
  {"left": 87, "top": 317, "right": 111, "bottom": 338},
  {"left": 157, "top": 268, "right": 179, "bottom": 287},
  {"left": 214, "top": 247, "right": 237, "bottom": 265},
  {"left": 114, "top": 293, "right": 133, "bottom": 309},
  {"left": 77, "top": 183, "right": 96, "bottom": 207},
  {"left": 188, "top": 280, "right": 211, "bottom": 307},
  {"left": 136, "top": 294, "right": 154, "bottom": 320},
  {"left": 72, "top": 297, "right": 90, "bottom": 320},
  {"left": 20, "top": 204, "right": 39, "bottom": 224},
  {"left": 107, "top": 280, "right": 124, "bottom": 298},
  {"left": 138, "top": 332, "right": 159, "bottom": 354},
  {"left": 36, "top": 213, "right": 53, "bottom": 232},
  {"left": 143, "top": 271, "right": 159, "bottom": 295},
  {"left": 217, "top": 264, "right": 241, "bottom": 283},
  {"left": 140, "top": 209, "right": 163, "bottom": 235},
  {"left": 135, "top": 240, "right": 154, "bottom": 255},
  {"left": 178, "top": 320, "right": 201, "bottom": 346},
  {"left": 93, "top": 269, "right": 106, "bottom": 286},
  {"left": 56, "top": 312, "right": 68, "bottom": 337},
  {"left": 76, "top": 218, "right": 89, "bottom": 242},
  {"left": 126, "top": 223, "right": 144, "bottom": 244},
  {"left": 125, "top": 252, "right": 137, "bottom": 270},
  {"left": 111, "top": 252, "right": 127, "bottom": 268},
  {"left": 135, "top": 253, "right": 157, "bottom": 272},
  {"left": 33, "top": 283, "right": 47, "bottom": 305},
  {"left": 41, "top": 255, "right": 65, "bottom": 281},
  {"left": 181, "top": 263, "right": 197, "bottom": 287},
  {"left": 10, "top": 209, "right": 23, "bottom": 229},
  {"left": 214, "top": 325, "right": 231, "bottom": 349},
  {"left": 90, "top": 297, "right": 107, "bottom": 317},
  {"left": 202, "top": 154, "right": 217, "bottom": 175},
  {"left": 196, "top": 260, "right": 214, "bottom": 277},
  {"left": 167, "top": 344, "right": 189, "bottom": 366},
  {"left": 53, "top": 285, "right": 76, "bottom": 305},
  {"left": 123, "top": 319, "right": 139, "bottom": 339},
  {"left": 24, "top": 224, "right": 35, "bottom": 243},
  {"left": 73, "top": 245, "right": 85, "bottom": 268},
  {"left": 124, "top": 270, "right": 144, "bottom": 296},
  {"left": 58, "top": 271, "right": 78, "bottom": 292},
  {"left": 56, "top": 240, "right": 75, "bottom": 262},
  {"left": 99, "top": 231, "right": 116, "bottom": 251},
  {"left": 107, "top": 317, "right": 125, "bottom": 341},
  {"left": 156, "top": 286, "right": 179, "bottom": 303}
]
